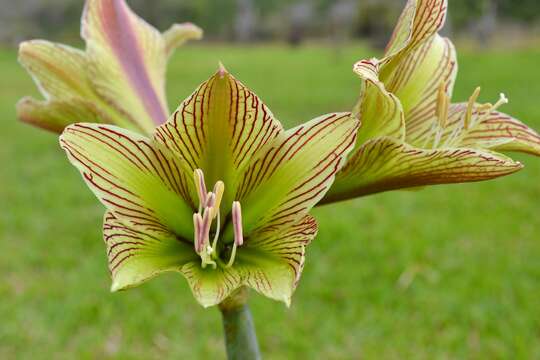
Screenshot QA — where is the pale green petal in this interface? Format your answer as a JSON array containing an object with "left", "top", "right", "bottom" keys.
[
  {"left": 236, "top": 215, "right": 317, "bottom": 306},
  {"left": 154, "top": 68, "right": 284, "bottom": 207},
  {"left": 383, "top": 0, "right": 448, "bottom": 65},
  {"left": 18, "top": 2, "right": 202, "bottom": 134},
  {"left": 323, "top": 137, "right": 523, "bottom": 202},
  {"left": 82, "top": 0, "right": 196, "bottom": 132},
  {"left": 17, "top": 97, "right": 108, "bottom": 133},
  {"left": 104, "top": 212, "right": 197, "bottom": 292},
  {"left": 461, "top": 110, "right": 540, "bottom": 156},
  {"left": 60, "top": 123, "right": 194, "bottom": 239},
  {"left": 353, "top": 58, "right": 405, "bottom": 144},
  {"left": 181, "top": 262, "right": 242, "bottom": 308},
  {"left": 17, "top": 40, "right": 122, "bottom": 133},
  {"left": 405, "top": 101, "right": 540, "bottom": 157},
  {"left": 385, "top": 35, "right": 457, "bottom": 117},
  {"left": 163, "top": 23, "right": 203, "bottom": 56},
  {"left": 18, "top": 40, "right": 94, "bottom": 99},
  {"left": 238, "top": 113, "right": 359, "bottom": 235}
]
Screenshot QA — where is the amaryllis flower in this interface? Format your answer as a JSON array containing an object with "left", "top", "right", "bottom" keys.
[
  {"left": 322, "top": 0, "right": 540, "bottom": 204},
  {"left": 59, "top": 67, "right": 359, "bottom": 307},
  {"left": 18, "top": 0, "right": 202, "bottom": 135}
]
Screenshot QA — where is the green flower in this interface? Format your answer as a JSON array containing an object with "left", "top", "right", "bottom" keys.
[
  {"left": 323, "top": 0, "right": 540, "bottom": 204},
  {"left": 60, "top": 67, "right": 359, "bottom": 307},
  {"left": 18, "top": 0, "right": 202, "bottom": 134}
]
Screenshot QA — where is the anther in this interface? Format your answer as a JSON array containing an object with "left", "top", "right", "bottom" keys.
[
  {"left": 206, "top": 193, "right": 216, "bottom": 208},
  {"left": 211, "top": 181, "right": 225, "bottom": 219},
  {"left": 194, "top": 169, "right": 207, "bottom": 211},
  {"left": 436, "top": 83, "right": 449, "bottom": 128},
  {"left": 226, "top": 201, "right": 244, "bottom": 268},
  {"left": 465, "top": 86, "right": 482, "bottom": 129},
  {"left": 232, "top": 201, "right": 243, "bottom": 246},
  {"left": 193, "top": 213, "right": 203, "bottom": 253}
]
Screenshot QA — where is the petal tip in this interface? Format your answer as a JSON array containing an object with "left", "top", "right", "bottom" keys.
[
  {"left": 110, "top": 280, "right": 124, "bottom": 293},
  {"left": 217, "top": 62, "right": 229, "bottom": 78}
]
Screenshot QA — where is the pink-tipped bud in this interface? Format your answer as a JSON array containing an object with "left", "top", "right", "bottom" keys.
[
  {"left": 194, "top": 169, "right": 207, "bottom": 208},
  {"left": 232, "top": 201, "right": 243, "bottom": 246}
]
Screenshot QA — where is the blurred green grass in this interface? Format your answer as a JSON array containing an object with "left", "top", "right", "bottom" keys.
[{"left": 1, "top": 44, "right": 539, "bottom": 359}]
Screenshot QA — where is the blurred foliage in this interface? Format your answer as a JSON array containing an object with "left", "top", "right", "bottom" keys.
[{"left": 0, "top": 0, "right": 539, "bottom": 45}]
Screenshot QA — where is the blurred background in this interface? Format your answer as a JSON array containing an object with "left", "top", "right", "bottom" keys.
[
  {"left": 1, "top": 0, "right": 540, "bottom": 359},
  {"left": 1, "top": 0, "right": 540, "bottom": 47}
]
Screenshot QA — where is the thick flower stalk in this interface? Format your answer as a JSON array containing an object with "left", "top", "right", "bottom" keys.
[
  {"left": 18, "top": 0, "right": 202, "bottom": 135},
  {"left": 59, "top": 66, "right": 359, "bottom": 307},
  {"left": 323, "top": 0, "right": 540, "bottom": 204}
]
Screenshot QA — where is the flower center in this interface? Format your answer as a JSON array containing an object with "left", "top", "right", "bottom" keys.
[
  {"left": 429, "top": 84, "right": 509, "bottom": 149},
  {"left": 463, "top": 87, "right": 508, "bottom": 130},
  {"left": 192, "top": 169, "right": 244, "bottom": 269}
]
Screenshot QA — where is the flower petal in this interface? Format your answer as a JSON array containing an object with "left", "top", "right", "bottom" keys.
[
  {"left": 82, "top": 0, "right": 196, "bottom": 132},
  {"left": 406, "top": 102, "right": 540, "bottom": 157},
  {"left": 460, "top": 110, "right": 540, "bottom": 156},
  {"left": 236, "top": 214, "right": 317, "bottom": 306},
  {"left": 155, "top": 69, "right": 284, "bottom": 205},
  {"left": 163, "top": 23, "right": 203, "bottom": 57},
  {"left": 17, "top": 97, "right": 108, "bottom": 133},
  {"left": 353, "top": 58, "right": 405, "bottom": 144},
  {"left": 386, "top": 35, "right": 457, "bottom": 120},
  {"left": 60, "top": 123, "right": 194, "bottom": 239},
  {"left": 322, "top": 137, "right": 523, "bottom": 202},
  {"left": 18, "top": 40, "right": 93, "bottom": 100},
  {"left": 237, "top": 113, "right": 359, "bottom": 235},
  {"left": 384, "top": 0, "right": 448, "bottom": 62},
  {"left": 181, "top": 262, "right": 242, "bottom": 308},
  {"left": 104, "top": 212, "right": 196, "bottom": 292}
]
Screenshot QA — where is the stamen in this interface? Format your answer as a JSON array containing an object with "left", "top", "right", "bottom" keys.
[
  {"left": 226, "top": 243, "right": 238, "bottom": 268},
  {"left": 465, "top": 86, "right": 482, "bottom": 129},
  {"left": 193, "top": 213, "right": 203, "bottom": 253},
  {"left": 226, "top": 202, "right": 244, "bottom": 268},
  {"left": 436, "top": 83, "right": 449, "bottom": 128},
  {"left": 475, "top": 93, "right": 509, "bottom": 126},
  {"left": 200, "top": 207, "right": 212, "bottom": 247},
  {"left": 232, "top": 201, "right": 243, "bottom": 246},
  {"left": 206, "top": 193, "right": 216, "bottom": 208},
  {"left": 193, "top": 169, "right": 207, "bottom": 211},
  {"left": 211, "top": 181, "right": 225, "bottom": 219}
]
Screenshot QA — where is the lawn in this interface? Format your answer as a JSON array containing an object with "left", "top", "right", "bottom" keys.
[{"left": 1, "top": 43, "right": 539, "bottom": 359}]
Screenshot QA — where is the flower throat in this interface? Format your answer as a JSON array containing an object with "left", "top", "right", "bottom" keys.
[{"left": 192, "top": 169, "right": 243, "bottom": 269}]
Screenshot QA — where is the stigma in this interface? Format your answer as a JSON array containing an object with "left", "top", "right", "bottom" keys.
[{"left": 192, "top": 169, "right": 244, "bottom": 269}]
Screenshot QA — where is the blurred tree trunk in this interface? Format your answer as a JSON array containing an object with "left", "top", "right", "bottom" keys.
[
  {"left": 475, "top": 0, "right": 498, "bottom": 44},
  {"left": 235, "top": 0, "right": 257, "bottom": 42},
  {"left": 355, "top": 0, "right": 401, "bottom": 50}
]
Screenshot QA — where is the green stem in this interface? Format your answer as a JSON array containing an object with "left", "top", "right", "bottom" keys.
[{"left": 219, "top": 288, "right": 261, "bottom": 360}]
